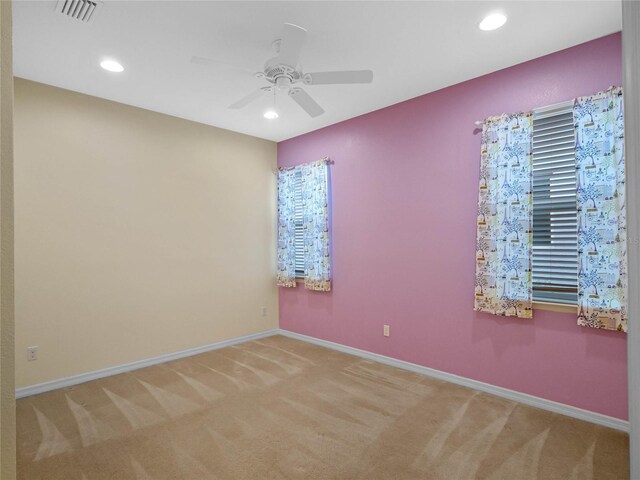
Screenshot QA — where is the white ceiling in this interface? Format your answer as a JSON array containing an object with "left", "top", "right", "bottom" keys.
[{"left": 13, "top": 1, "right": 621, "bottom": 142}]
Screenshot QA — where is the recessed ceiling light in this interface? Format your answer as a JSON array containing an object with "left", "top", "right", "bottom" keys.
[
  {"left": 479, "top": 13, "right": 507, "bottom": 31},
  {"left": 100, "top": 59, "right": 124, "bottom": 73},
  {"left": 264, "top": 110, "right": 279, "bottom": 120}
]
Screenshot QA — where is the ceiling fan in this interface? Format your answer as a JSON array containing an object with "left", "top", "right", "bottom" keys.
[{"left": 192, "top": 23, "right": 373, "bottom": 118}]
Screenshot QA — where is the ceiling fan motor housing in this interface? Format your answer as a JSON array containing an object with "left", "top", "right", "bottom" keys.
[{"left": 263, "top": 59, "right": 302, "bottom": 89}]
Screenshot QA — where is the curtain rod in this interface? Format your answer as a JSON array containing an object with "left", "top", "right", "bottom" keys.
[
  {"left": 272, "top": 157, "right": 333, "bottom": 175},
  {"left": 473, "top": 99, "right": 575, "bottom": 126}
]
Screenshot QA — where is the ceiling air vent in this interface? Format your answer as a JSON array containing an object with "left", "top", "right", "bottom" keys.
[{"left": 56, "top": 0, "right": 101, "bottom": 23}]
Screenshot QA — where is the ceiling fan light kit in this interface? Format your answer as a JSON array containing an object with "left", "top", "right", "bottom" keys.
[{"left": 196, "top": 23, "right": 373, "bottom": 118}]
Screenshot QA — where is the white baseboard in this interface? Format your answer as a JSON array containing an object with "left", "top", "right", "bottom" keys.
[
  {"left": 16, "top": 326, "right": 629, "bottom": 433},
  {"left": 278, "top": 329, "right": 630, "bottom": 433},
  {"left": 15, "top": 329, "right": 279, "bottom": 399}
]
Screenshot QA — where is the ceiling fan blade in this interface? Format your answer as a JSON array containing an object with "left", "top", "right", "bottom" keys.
[
  {"left": 228, "top": 88, "right": 269, "bottom": 109},
  {"left": 276, "top": 23, "right": 307, "bottom": 68},
  {"left": 304, "top": 70, "right": 373, "bottom": 85},
  {"left": 289, "top": 88, "right": 324, "bottom": 117}
]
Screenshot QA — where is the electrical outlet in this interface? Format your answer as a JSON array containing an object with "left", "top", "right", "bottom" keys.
[
  {"left": 261, "top": 306, "right": 268, "bottom": 317},
  {"left": 27, "top": 346, "right": 38, "bottom": 361},
  {"left": 383, "top": 325, "right": 390, "bottom": 337}
]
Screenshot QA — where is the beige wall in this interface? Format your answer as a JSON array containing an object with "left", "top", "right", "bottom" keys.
[
  {"left": 1, "top": 1, "right": 16, "bottom": 478},
  {"left": 14, "top": 78, "right": 278, "bottom": 388}
]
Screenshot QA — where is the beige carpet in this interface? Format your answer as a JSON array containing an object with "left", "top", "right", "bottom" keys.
[{"left": 17, "top": 335, "right": 629, "bottom": 479}]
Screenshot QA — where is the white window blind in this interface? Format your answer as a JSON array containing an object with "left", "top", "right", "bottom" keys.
[
  {"left": 294, "top": 170, "right": 304, "bottom": 277},
  {"left": 531, "top": 102, "right": 578, "bottom": 305}
]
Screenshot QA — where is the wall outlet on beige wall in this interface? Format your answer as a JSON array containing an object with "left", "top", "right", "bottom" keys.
[{"left": 27, "top": 346, "right": 38, "bottom": 361}]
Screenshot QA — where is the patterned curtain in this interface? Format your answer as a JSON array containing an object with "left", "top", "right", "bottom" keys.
[
  {"left": 300, "top": 160, "right": 331, "bottom": 291},
  {"left": 276, "top": 167, "right": 297, "bottom": 287},
  {"left": 575, "top": 87, "right": 627, "bottom": 332},
  {"left": 474, "top": 113, "right": 534, "bottom": 319}
]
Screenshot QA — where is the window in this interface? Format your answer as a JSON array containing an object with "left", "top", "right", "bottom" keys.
[
  {"left": 532, "top": 102, "right": 578, "bottom": 305},
  {"left": 277, "top": 160, "right": 331, "bottom": 290},
  {"left": 294, "top": 169, "right": 304, "bottom": 278}
]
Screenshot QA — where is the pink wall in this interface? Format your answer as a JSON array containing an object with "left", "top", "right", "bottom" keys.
[{"left": 278, "top": 33, "right": 627, "bottom": 420}]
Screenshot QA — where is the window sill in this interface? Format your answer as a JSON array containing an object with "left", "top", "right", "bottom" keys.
[{"left": 532, "top": 301, "right": 577, "bottom": 313}]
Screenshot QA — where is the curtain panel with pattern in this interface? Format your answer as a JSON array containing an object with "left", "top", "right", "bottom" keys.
[
  {"left": 474, "top": 113, "right": 534, "bottom": 319},
  {"left": 301, "top": 160, "right": 332, "bottom": 291},
  {"left": 575, "top": 87, "right": 627, "bottom": 332},
  {"left": 276, "top": 167, "right": 298, "bottom": 288}
]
